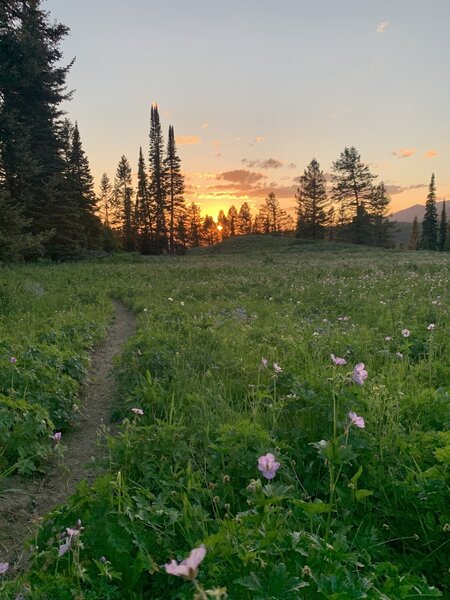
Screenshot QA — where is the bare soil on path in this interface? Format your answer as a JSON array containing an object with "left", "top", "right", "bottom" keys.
[{"left": 0, "top": 301, "right": 136, "bottom": 573}]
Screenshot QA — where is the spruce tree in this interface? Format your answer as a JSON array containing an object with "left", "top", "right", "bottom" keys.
[
  {"left": 295, "top": 158, "right": 328, "bottom": 240},
  {"left": 149, "top": 103, "right": 167, "bottom": 252},
  {"left": 420, "top": 173, "right": 438, "bottom": 250},
  {"left": 113, "top": 156, "right": 135, "bottom": 251},
  {"left": 331, "top": 147, "right": 377, "bottom": 244},
  {"left": 0, "top": 0, "right": 79, "bottom": 257},
  {"left": 258, "top": 192, "right": 291, "bottom": 233},
  {"left": 408, "top": 216, "right": 419, "bottom": 250},
  {"left": 135, "top": 147, "right": 153, "bottom": 253},
  {"left": 438, "top": 199, "right": 447, "bottom": 251},
  {"left": 99, "top": 173, "right": 112, "bottom": 227},
  {"left": 237, "top": 202, "right": 253, "bottom": 235},
  {"left": 163, "top": 125, "right": 185, "bottom": 253},
  {"left": 203, "top": 215, "right": 219, "bottom": 246},
  {"left": 186, "top": 202, "right": 203, "bottom": 247},
  {"left": 217, "top": 210, "right": 230, "bottom": 240},
  {"left": 227, "top": 205, "right": 238, "bottom": 236},
  {"left": 369, "top": 182, "right": 396, "bottom": 247}
]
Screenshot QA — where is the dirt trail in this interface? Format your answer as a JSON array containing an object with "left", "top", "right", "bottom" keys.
[{"left": 0, "top": 301, "right": 136, "bottom": 572}]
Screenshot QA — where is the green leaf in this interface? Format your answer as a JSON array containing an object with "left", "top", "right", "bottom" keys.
[
  {"left": 355, "top": 489, "right": 373, "bottom": 501},
  {"left": 350, "top": 465, "right": 363, "bottom": 485}
]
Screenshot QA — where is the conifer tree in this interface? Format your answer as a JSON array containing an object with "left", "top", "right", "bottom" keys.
[
  {"left": 331, "top": 147, "right": 377, "bottom": 244},
  {"left": 237, "top": 202, "right": 253, "bottom": 235},
  {"left": 99, "top": 173, "right": 112, "bottom": 227},
  {"left": 369, "top": 182, "right": 396, "bottom": 247},
  {"left": 258, "top": 192, "right": 290, "bottom": 233},
  {"left": 149, "top": 103, "right": 167, "bottom": 252},
  {"left": 163, "top": 125, "right": 185, "bottom": 253},
  {"left": 438, "top": 199, "right": 447, "bottom": 251},
  {"left": 203, "top": 215, "right": 219, "bottom": 246},
  {"left": 408, "top": 216, "right": 419, "bottom": 250},
  {"left": 217, "top": 210, "right": 230, "bottom": 240},
  {"left": 0, "top": 0, "right": 78, "bottom": 257},
  {"left": 227, "top": 205, "right": 238, "bottom": 236},
  {"left": 295, "top": 158, "right": 328, "bottom": 240},
  {"left": 420, "top": 173, "right": 438, "bottom": 250},
  {"left": 186, "top": 202, "right": 203, "bottom": 247},
  {"left": 113, "top": 155, "right": 135, "bottom": 251},
  {"left": 135, "top": 147, "right": 153, "bottom": 253}
]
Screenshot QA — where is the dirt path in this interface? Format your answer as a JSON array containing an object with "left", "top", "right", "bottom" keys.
[{"left": 0, "top": 301, "right": 136, "bottom": 572}]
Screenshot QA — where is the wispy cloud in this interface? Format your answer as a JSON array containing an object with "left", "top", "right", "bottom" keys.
[
  {"left": 393, "top": 148, "right": 415, "bottom": 158},
  {"left": 176, "top": 135, "right": 201, "bottom": 145},
  {"left": 217, "top": 169, "right": 266, "bottom": 185},
  {"left": 254, "top": 136, "right": 265, "bottom": 144},
  {"left": 385, "top": 183, "right": 426, "bottom": 195},
  {"left": 242, "top": 157, "right": 284, "bottom": 169},
  {"left": 424, "top": 149, "right": 438, "bottom": 159},
  {"left": 376, "top": 21, "right": 389, "bottom": 34}
]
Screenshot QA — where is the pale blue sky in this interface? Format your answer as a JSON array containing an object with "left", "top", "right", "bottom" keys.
[{"left": 44, "top": 0, "right": 450, "bottom": 215}]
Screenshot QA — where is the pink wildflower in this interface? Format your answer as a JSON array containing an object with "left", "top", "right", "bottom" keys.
[
  {"left": 165, "top": 544, "right": 206, "bottom": 580},
  {"left": 384, "top": 336, "right": 393, "bottom": 342},
  {"left": 396, "top": 351, "right": 403, "bottom": 359},
  {"left": 401, "top": 329, "right": 410, "bottom": 338},
  {"left": 348, "top": 411, "right": 365, "bottom": 428},
  {"left": 0, "top": 562, "right": 9, "bottom": 574},
  {"left": 131, "top": 408, "right": 144, "bottom": 415},
  {"left": 352, "top": 363, "right": 368, "bottom": 385},
  {"left": 258, "top": 453, "right": 281, "bottom": 480},
  {"left": 273, "top": 363, "right": 283, "bottom": 373},
  {"left": 52, "top": 432, "right": 62, "bottom": 442},
  {"left": 330, "top": 353, "right": 347, "bottom": 366},
  {"left": 9, "top": 356, "right": 17, "bottom": 364},
  {"left": 260, "top": 357, "right": 268, "bottom": 368}
]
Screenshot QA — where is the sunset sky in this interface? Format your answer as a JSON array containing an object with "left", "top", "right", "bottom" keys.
[{"left": 45, "top": 0, "right": 450, "bottom": 217}]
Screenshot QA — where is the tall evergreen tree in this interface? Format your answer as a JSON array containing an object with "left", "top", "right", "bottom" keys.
[
  {"left": 369, "top": 182, "right": 396, "bottom": 247},
  {"left": 186, "top": 202, "right": 203, "bottom": 247},
  {"left": 420, "top": 173, "right": 438, "bottom": 250},
  {"left": 135, "top": 147, "right": 153, "bottom": 253},
  {"left": 217, "top": 210, "right": 230, "bottom": 240},
  {"left": 113, "top": 155, "right": 135, "bottom": 251},
  {"left": 408, "top": 216, "right": 419, "bottom": 250},
  {"left": 237, "top": 202, "right": 253, "bottom": 235},
  {"left": 295, "top": 158, "right": 328, "bottom": 240},
  {"left": 331, "top": 147, "right": 377, "bottom": 244},
  {"left": 258, "top": 192, "right": 291, "bottom": 233},
  {"left": 202, "top": 215, "right": 219, "bottom": 246},
  {"left": 227, "top": 205, "right": 238, "bottom": 237},
  {"left": 0, "top": 0, "right": 79, "bottom": 257},
  {"left": 99, "top": 173, "right": 112, "bottom": 227},
  {"left": 148, "top": 103, "right": 167, "bottom": 252},
  {"left": 163, "top": 125, "right": 185, "bottom": 253},
  {"left": 438, "top": 199, "right": 447, "bottom": 251}
]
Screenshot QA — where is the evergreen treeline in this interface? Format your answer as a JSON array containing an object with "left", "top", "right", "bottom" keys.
[{"left": 1, "top": 2, "right": 448, "bottom": 259}]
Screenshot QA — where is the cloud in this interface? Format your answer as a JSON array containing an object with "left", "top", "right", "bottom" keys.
[
  {"left": 287, "top": 163, "right": 297, "bottom": 170},
  {"left": 385, "top": 183, "right": 427, "bottom": 195},
  {"left": 241, "top": 157, "right": 284, "bottom": 169},
  {"left": 202, "top": 123, "right": 209, "bottom": 129},
  {"left": 176, "top": 135, "right": 201, "bottom": 145},
  {"left": 376, "top": 21, "right": 389, "bottom": 34},
  {"left": 392, "top": 148, "right": 415, "bottom": 158},
  {"left": 254, "top": 136, "right": 265, "bottom": 144},
  {"left": 217, "top": 169, "right": 266, "bottom": 185},
  {"left": 424, "top": 149, "right": 438, "bottom": 159}
]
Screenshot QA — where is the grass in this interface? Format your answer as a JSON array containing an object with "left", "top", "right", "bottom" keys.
[{"left": 0, "top": 239, "right": 449, "bottom": 599}]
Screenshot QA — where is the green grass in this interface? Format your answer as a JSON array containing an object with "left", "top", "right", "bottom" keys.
[{"left": 1, "top": 241, "right": 449, "bottom": 599}]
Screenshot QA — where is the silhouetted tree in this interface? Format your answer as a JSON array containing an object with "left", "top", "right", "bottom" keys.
[
  {"left": 148, "top": 103, "right": 167, "bottom": 252},
  {"left": 163, "top": 125, "right": 185, "bottom": 253},
  {"left": 258, "top": 192, "right": 291, "bottom": 233},
  {"left": 438, "top": 199, "right": 447, "bottom": 251},
  {"left": 217, "top": 210, "right": 230, "bottom": 240},
  {"left": 295, "top": 158, "right": 328, "bottom": 240},
  {"left": 99, "top": 173, "right": 112, "bottom": 227},
  {"left": 331, "top": 147, "right": 377, "bottom": 244},
  {"left": 237, "top": 202, "right": 253, "bottom": 235},
  {"left": 135, "top": 147, "right": 153, "bottom": 253},
  {"left": 227, "top": 205, "right": 238, "bottom": 236},
  {"left": 202, "top": 215, "right": 219, "bottom": 246},
  {"left": 113, "top": 155, "right": 135, "bottom": 251},
  {"left": 408, "top": 216, "right": 419, "bottom": 250},
  {"left": 186, "top": 202, "right": 203, "bottom": 247},
  {"left": 420, "top": 173, "right": 438, "bottom": 250},
  {"left": 369, "top": 182, "right": 396, "bottom": 247}
]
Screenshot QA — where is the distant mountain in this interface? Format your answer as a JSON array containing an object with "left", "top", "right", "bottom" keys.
[{"left": 390, "top": 201, "right": 445, "bottom": 223}]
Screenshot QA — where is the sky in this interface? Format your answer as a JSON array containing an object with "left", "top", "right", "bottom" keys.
[{"left": 44, "top": 0, "right": 450, "bottom": 217}]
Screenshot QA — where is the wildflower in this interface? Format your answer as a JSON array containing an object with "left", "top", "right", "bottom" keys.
[
  {"left": 260, "top": 357, "right": 268, "bottom": 368},
  {"left": 258, "top": 453, "right": 281, "bottom": 480},
  {"left": 427, "top": 323, "right": 435, "bottom": 331},
  {"left": 52, "top": 432, "right": 62, "bottom": 442},
  {"left": 58, "top": 540, "right": 71, "bottom": 557},
  {"left": 131, "top": 408, "right": 144, "bottom": 415},
  {"left": 0, "top": 562, "right": 9, "bottom": 574},
  {"left": 58, "top": 522, "right": 83, "bottom": 557},
  {"left": 143, "top": 308, "right": 148, "bottom": 312},
  {"left": 180, "top": 301, "right": 185, "bottom": 306},
  {"left": 273, "top": 362, "right": 283, "bottom": 373},
  {"left": 401, "top": 329, "right": 410, "bottom": 338},
  {"left": 352, "top": 363, "right": 368, "bottom": 385},
  {"left": 9, "top": 356, "right": 17, "bottom": 364},
  {"left": 168, "top": 297, "right": 174, "bottom": 302},
  {"left": 396, "top": 351, "right": 403, "bottom": 359},
  {"left": 165, "top": 544, "right": 206, "bottom": 580},
  {"left": 384, "top": 336, "right": 393, "bottom": 341},
  {"left": 348, "top": 411, "right": 365, "bottom": 428},
  {"left": 330, "top": 353, "right": 347, "bottom": 366}
]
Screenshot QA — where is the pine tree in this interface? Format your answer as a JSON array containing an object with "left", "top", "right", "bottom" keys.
[
  {"left": 0, "top": 0, "right": 79, "bottom": 258},
  {"left": 202, "top": 215, "right": 219, "bottom": 245},
  {"left": 217, "top": 210, "right": 230, "bottom": 240},
  {"left": 369, "top": 182, "right": 396, "bottom": 247},
  {"left": 186, "top": 202, "right": 203, "bottom": 247},
  {"left": 113, "top": 156, "right": 135, "bottom": 251},
  {"left": 438, "top": 199, "right": 447, "bottom": 251},
  {"left": 99, "top": 173, "right": 112, "bottom": 227},
  {"left": 420, "top": 173, "right": 438, "bottom": 250},
  {"left": 135, "top": 147, "right": 153, "bottom": 253},
  {"left": 408, "top": 216, "right": 419, "bottom": 250},
  {"left": 331, "top": 147, "right": 377, "bottom": 244},
  {"left": 67, "top": 122, "right": 101, "bottom": 249},
  {"left": 227, "top": 205, "right": 238, "bottom": 237},
  {"left": 258, "top": 192, "right": 291, "bottom": 233},
  {"left": 295, "top": 158, "right": 328, "bottom": 240},
  {"left": 149, "top": 103, "right": 167, "bottom": 252},
  {"left": 237, "top": 202, "right": 253, "bottom": 235},
  {"left": 163, "top": 125, "right": 185, "bottom": 253}
]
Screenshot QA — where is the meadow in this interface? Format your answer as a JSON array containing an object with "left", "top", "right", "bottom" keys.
[{"left": 0, "top": 238, "right": 449, "bottom": 599}]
